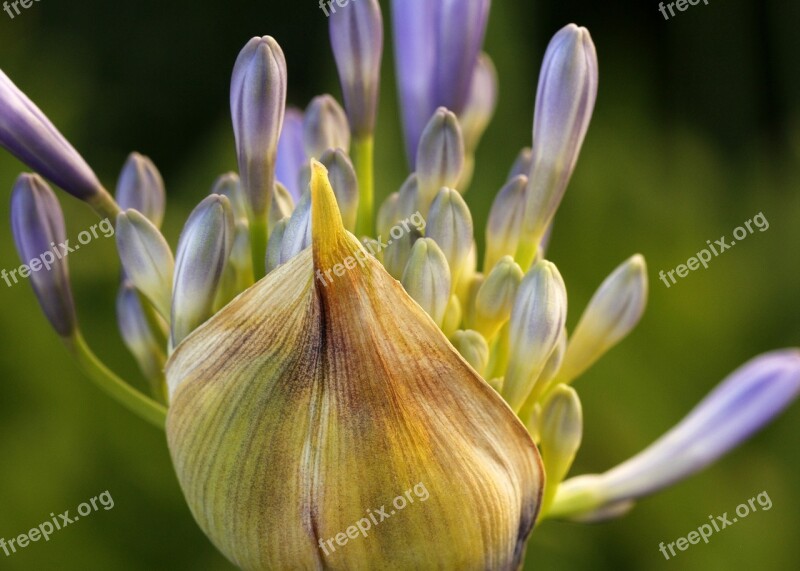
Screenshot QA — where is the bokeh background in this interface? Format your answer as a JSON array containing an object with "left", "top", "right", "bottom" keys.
[{"left": 0, "top": 0, "right": 798, "bottom": 569}]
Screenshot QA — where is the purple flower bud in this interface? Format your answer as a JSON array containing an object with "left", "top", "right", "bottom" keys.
[
  {"left": 230, "top": 36, "right": 287, "bottom": 218},
  {"left": 303, "top": 95, "right": 350, "bottom": 159},
  {"left": 520, "top": 24, "right": 598, "bottom": 263},
  {"left": 432, "top": 0, "right": 491, "bottom": 114},
  {"left": 275, "top": 108, "right": 306, "bottom": 201},
  {"left": 1, "top": 70, "right": 108, "bottom": 204},
  {"left": 329, "top": 0, "right": 383, "bottom": 138},
  {"left": 116, "top": 282, "right": 167, "bottom": 385},
  {"left": 10, "top": 174, "right": 76, "bottom": 336},
  {"left": 552, "top": 350, "right": 800, "bottom": 520},
  {"left": 170, "top": 195, "right": 235, "bottom": 348},
  {"left": 116, "top": 152, "right": 166, "bottom": 228},
  {"left": 392, "top": 0, "right": 491, "bottom": 165}
]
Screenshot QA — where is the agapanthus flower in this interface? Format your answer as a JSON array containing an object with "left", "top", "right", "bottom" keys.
[{"left": 2, "top": 1, "right": 798, "bottom": 569}]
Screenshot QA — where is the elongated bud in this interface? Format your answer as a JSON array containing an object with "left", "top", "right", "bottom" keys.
[
  {"left": 170, "top": 195, "right": 235, "bottom": 348},
  {"left": 416, "top": 108, "right": 465, "bottom": 208},
  {"left": 0, "top": 71, "right": 115, "bottom": 213},
  {"left": 116, "top": 210, "right": 175, "bottom": 320},
  {"left": 474, "top": 256, "right": 523, "bottom": 340},
  {"left": 539, "top": 385, "right": 583, "bottom": 512},
  {"left": 376, "top": 191, "right": 399, "bottom": 238},
  {"left": 485, "top": 175, "right": 527, "bottom": 272},
  {"left": 558, "top": 255, "right": 647, "bottom": 384},
  {"left": 329, "top": 0, "right": 383, "bottom": 138},
  {"left": 396, "top": 173, "right": 421, "bottom": 221},
  {"left": 426, "top": 187, "right": 473, "bottom": 290},
  {"left": 265, "top": 217, "right": 289, "bottom": 273},
  {"left": 518, "top": 24, "right": 598, "bottom": 265},
  {"left": 303, "top": 95, "right": 350, "bottom": 159},
  {"left": 383, "top": 231, "right": 417, "bottom": 280},
  {"left": 10, "top": 174, "right": 76, "bottom": 336},
  {"left": 503, "top": 260, "right": 568, "bottom": 411},
  {"left": 116, "top": 283, "right": 167, "bottom": 392},
  {"left": 275, "top": 107, "right": 306, "bottom": 200},
  {"left": 166, "top": 159, "right": 542, "bottom": 569},
  {"left": 433, "top": 0, "right": 492, "bottom": 114},
  {"left": 319, "top": 149, "right": 359, "bottom": 232},
  {"left": 452, "top": 330, "right": 490, "bottom": 377},
  {"left": 401, "top": 238, "right": 451, "bottom": 327},
  {"left": 275, "top": 190, "right": 312, "bottom": 266},
  {"left": 212, "top": 173, "right": 249, "bottom": 224},
  {"left": 116, "top": 152, "right": 165, "bottom": 228},
  {"left": 269, "top": 182, "right": 295, "bottom": 230},
  {"left": 508, "top": 147, "right": 533, "bottom": 182},
  {"left": 215, "top": 221, "right": 255, "bottom": 310},
  {"left": 230, "top": 36, "right": 287, "bottom": 218},
  {"left": 460, "top": 53, "right": 498, "bottom": 153},
  {"left": 550, "top": 350, "right": 800, "bottom": 521}
]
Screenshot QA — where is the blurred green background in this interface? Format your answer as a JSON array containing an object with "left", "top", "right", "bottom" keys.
[{"left": 0, "top": 0, "right": 798, "bottom": 569}]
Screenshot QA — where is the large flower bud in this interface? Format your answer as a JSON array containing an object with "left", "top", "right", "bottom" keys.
[
  {"left": 230, "top": 36, "right": 287, "bottom": 219},
  {"left": 329, "top": 0, "right": 383, "bottom": 138},
  {"left": 0, "top": 71, "right": 116, "bottom": 215},
  {"left": 166, "top": 161, "right": 542, "bottom": 569},
  {"left": 303, "top": 95, "right": 351, "bottom": 159},
  {"left": 518, "top": 24, "right": 598, "bottom": 267},
  {"left": 170, "top": 195, "right": 235, "bottom": 348}
]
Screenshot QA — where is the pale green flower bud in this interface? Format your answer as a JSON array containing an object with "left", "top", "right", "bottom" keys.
[
  {"left": 116, "top": 283, "right": 167, "bottom": 397},
  {"left": 116, "top": 152, "right": 166, "bottom": 228},
  {"left": 485, "top": 175, "right": 527, "bottom": 271},
  {"left": 215, "top": 221, "right": 255, "bottom": 311},
  {"left": 416, "top": 108, "right": 465, "bottom": 209},
  {"left": 303, "top": 95, "right": 351, "bottom": 159},
  {"left": 426, "top": 187, "right": 473, "bottom": 291},
  {"left": 452, "top": 330, "right": 490, "bottom": 377},
  {"left": 265, "top": 217, "right": 289, "bottom": 274},
  {"left": 211, "top": 172, "right": 249, "bottom": 224},
  {"left": 115, "top": 209, "right": 175, "bottom": 321},
  {"left": 442, "top": 294, "right": 463, "bottom": 339},
  {"left": 275, "top": 191, "right": 312, "bottom": 266},
  {"left": 170, "top": 195, "right": 235, "bottom": 349},
  {"left": 376, "top": 191, "right": 399, "bottom": 239},
  {"left": 540, "top": 385, "right": 583, "bottom": 512},
  {"left": 474, "top": 256, "right": 523, "bottom": 340},
  {"left": 320, "top": 148, "right": 359, "bottom": 232},
  {"left": 503, "top": 260, "right": 568, "bottom": 411},
  {"left": 401, "top": 238, "right": 451, "bottom": 327},
  {"left": 558, "top": 255, "right": 647, "bottom": 384},
  {"left": 269, "top": 181, "right": 295, "bottom": 230}
]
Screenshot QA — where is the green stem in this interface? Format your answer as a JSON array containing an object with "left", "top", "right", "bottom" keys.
[
  {"left": 88, "top": 189, "right": 122, "bottom": 222},
  {"left": 66, "top": 333, "right": 167, "bottom": 429},
  {"left": 353, "top": 136, "right": 375, "bottom": 237},
  {"left": 250, "top": 213, "right": 268, "bottom": 280}
]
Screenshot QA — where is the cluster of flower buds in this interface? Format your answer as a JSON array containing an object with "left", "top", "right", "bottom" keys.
[{"left": 1, "top": 0, "right": 799, "bottom": 568}]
